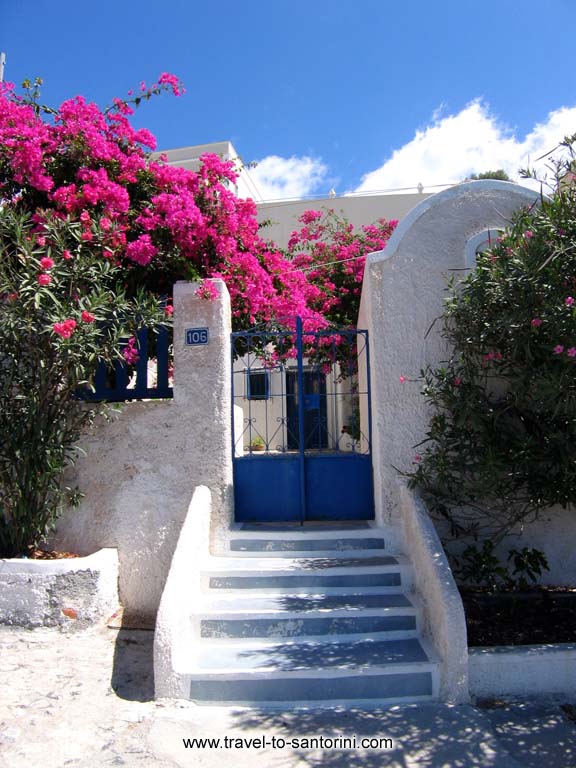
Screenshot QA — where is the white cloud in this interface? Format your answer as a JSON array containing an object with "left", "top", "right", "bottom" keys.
[
  {"left": 250, "top": 154, "right": 328, "bottom": 201},
  {"left": 353, "top": 100, "right": 576, "bottom": 194}
]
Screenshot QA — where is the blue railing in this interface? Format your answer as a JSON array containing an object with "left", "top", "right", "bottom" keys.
[{"left": 80, "top": 326, "right": 173, "bottom": 402}]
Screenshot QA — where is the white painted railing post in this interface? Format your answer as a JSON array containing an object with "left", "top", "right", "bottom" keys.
[{"left": 173, "top": 279, "right": 233, "bottom": 553}]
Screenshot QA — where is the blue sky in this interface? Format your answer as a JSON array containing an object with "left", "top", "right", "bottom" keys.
[{"left": 3, "top": 1, "right": 576, "bottom": 200}]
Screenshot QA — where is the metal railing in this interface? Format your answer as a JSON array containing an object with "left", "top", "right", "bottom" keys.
[{"left": 79, "top": 326, "right": 173, "bottom": 402}]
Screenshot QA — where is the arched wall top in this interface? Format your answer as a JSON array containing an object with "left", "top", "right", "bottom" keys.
[{"left": 367, "top": 180, "right": 540, "bottom": 266}]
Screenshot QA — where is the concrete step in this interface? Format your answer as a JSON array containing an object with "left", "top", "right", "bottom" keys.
[
  {"left": 197, "top": 592, "right": 415, "bottom": 612},
  {"left": 229, "top": 537, "right": 386, "bottom": 554},
  {"left": 203, "top": 554, "right": 412, "bottom": 592},
  {"left": 198, "top": 592, "right": 421, "bottom": 640},
  {"left": 200, "top": 612, "right": 419, "bottom": 640},
  {"left": 186, "top": 637, "right": 440, "bottom": 705}
]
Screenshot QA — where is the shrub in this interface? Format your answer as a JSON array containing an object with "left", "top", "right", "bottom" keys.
[{"left": 0, "top": 207, "right": 167, "bottom": 556}]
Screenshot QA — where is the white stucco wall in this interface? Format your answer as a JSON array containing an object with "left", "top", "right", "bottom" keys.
[
  {"left": 0, "top": 548, "right": 119, "bottom": 629},
  {"left": 397, "top": 482, "right": 468, "bottom": 703},
  {"left": 469, "top": 644, "right": 576, "bottom": 698},
  {"left": 154, "top": 485, "right": 211, "bottom": 700},
  {"left": 358, "top": 181, "right": 539, "bottom": 526},
  {"left": 53, "top": 280, "right": 233, "bottom": 621},
  {"left": 492, "top": 506, "right": 576, "bottom": 586}
]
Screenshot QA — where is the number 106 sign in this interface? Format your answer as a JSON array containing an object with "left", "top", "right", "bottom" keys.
[{"left": 185, "top": 328, "right": 209, "bottom": 346}]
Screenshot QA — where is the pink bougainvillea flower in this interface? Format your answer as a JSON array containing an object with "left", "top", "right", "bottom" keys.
[
  {"left": 125, "top": 234, "right": 157, "bottom": 266},
  {"left": 164, "top": 304, "right": 174, "bottom": 316},
  {"left": 53, "top": 319, "right": 76, "bottom": 338},
  {"left": 39, "top": 256, "right": 54, "bottom": 270},
  {"left": 81, "top": 310, "right": 95, "bottom": 323},
  {"left": 524, "top": 230, "right": 533, "bottom": 239},
  {"left": 554, "top": 345, "right": 565, "bottom": 354},
  {"left": 37, "top": 273, "right": 51, "bottom": 286},
  {"left": 36, "top": 235, "right": 47, "bottom": 247},
  {"left": 195, "top": 281, "right": 219, "bottom": 301},
  {"left": 567, "top": 347, "right": 576, "bottom": 358},
  {"left": 62, "top": 249, "right": 72, "bottom": 260},
  {"left": 565, "top": 296, "right": 575, "bottom": 307},
  {"left": 157, "top": 72, "right": 185, "bottom": 96},
  {"left": 399, "top": 375, "right": 406, "bottom": 383},
  {"left": 531, "top": 317, "right": 542, "bottom": 327},
  {"left": 122, "top": 336, "right": 139, "bottom": 365}
]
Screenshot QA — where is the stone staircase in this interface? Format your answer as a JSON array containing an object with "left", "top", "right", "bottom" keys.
[{"left": 187, "top": 526, "right": 440, "bottom": 706}]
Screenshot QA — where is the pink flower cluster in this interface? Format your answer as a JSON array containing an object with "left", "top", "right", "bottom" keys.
[
  {"left": 553, "top": 344, "right": 576, "bottom": 357},
  {"left": 1, "top": 77, "right": 396, "bottom": 335},
  {"left": 195, "top": 281, "right": 219, "bottom": 301},
  {"left": 482, "top": 351, "right": 503, "bottom": 363},
  {"left": 122, "top": 336, "right": 139, "bottom": 365},
  {"left": 288, "top": 210, "right": 397, "bottom": 327},
  {"left": 53, "top": 319, "right": 76, "bottom": 338}
]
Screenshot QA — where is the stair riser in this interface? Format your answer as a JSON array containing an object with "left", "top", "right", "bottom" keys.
[
  {"left": 188, "top": 671, "right": 436, "bottom": 705},
  {"left": 200, "top": 614, "right": 418, "bottom": 639},
  {"left": 207, "top": 572, "right": 410, "bottom": 591},
  {"left": 230, "top": 538, "right": 386, "bottom": 553},
  {"left": 226, "top": 550, "right": 388, "bottom": 559},
  {"left": 199, "top": 594, "right": 415, "bottom": 612}
]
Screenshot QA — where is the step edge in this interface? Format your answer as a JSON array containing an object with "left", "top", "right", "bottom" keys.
[
  {"left": 197, "top": 607, "right": 419, "bottom": 620},
  {"left": 182, "top": 661, "right": 440, "bottom": 679}
]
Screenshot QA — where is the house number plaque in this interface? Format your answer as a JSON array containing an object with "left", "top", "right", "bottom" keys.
[{"left": 185, "top": 328, "right": 209, "bottom": 346}]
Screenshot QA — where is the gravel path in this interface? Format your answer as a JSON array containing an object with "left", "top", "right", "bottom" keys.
[{"left": 1, "top": 624, "right": 576, "bottom": 767}]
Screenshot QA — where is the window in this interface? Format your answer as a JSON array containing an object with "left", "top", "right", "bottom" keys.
[
  {"left": 465, "top": 229, "right": 503, "bottom": 268},
  {"left": 246, "top": 370, "right": 270, "bottom": 400}
]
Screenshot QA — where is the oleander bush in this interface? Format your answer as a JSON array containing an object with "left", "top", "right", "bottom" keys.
[{"left": 409, "top": 139, "right": 576, "bottom": 544}]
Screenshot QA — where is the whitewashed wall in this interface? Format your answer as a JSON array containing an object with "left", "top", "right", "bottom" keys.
[{"left": 53, "top": 280, "right": 233, "bottom": 621}]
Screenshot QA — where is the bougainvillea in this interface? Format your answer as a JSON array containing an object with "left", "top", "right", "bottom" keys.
[
  {"left": 0, "top": 74, "right": 397, "bottom": 554},
  {"left": 0, "top": 74, "right": 326, "bottom": 556},
  {"left": 0, "top": 76, "right": 326, "bottom": 333},
  {"left": 280, "top": 208, "right": 397, "bottom": 372},
  {"left": 287, "top": 208, "right": 397, "bottom": 328}
]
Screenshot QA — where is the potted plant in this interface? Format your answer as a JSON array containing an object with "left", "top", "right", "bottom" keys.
[{"left": 248, "top": 436, "right": 266, "bottom": 452}]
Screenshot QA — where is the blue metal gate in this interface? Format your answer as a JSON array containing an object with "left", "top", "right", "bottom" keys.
[{"left": 231, "top": 318, "right": 374, "bottom": 522}]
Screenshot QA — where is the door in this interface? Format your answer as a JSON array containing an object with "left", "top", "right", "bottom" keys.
[{"left": 286, "top": 370, "right": 328, "bottom": 450}]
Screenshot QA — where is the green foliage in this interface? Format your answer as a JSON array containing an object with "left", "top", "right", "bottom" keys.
[
  {"left": 409, "top": 143, "right": 576, "bottom": 543},
  {"left": 459, "top": 541, "right": 510, "bottom": 591},
  {"left": 458, "top": 542, "right": 549, "bottom": 591},
  {"left": 467, "top": 169, "right": 511, "bottom": 181},
  {"left": 507, "top": 547, "right": 550, "bottom": 590},
  {"left": 0, "top": 207, "right": 168, "bottom": 556}
]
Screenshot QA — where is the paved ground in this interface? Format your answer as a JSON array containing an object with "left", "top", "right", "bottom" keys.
[{"left": 1, "top": 624, "right": 576, "bottom": 768}]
